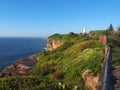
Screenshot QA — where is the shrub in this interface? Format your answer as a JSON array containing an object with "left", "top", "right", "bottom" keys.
[
  {"left": 79, "top": 40, "right": 94, "bottom": 52},
  {"left": 50, "top": 70, "right": 64, "bottom": 79}
]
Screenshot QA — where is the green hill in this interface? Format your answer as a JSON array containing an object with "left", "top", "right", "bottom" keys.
[{"left": 0, "top": 33, "right": 104, "bottom": 90}]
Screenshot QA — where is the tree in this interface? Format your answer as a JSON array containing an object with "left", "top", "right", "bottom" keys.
[
  {"left": 68, "top": 32, "right": 77, "bottom": 36},
  {"left": 108, "top": 24, "right": 114, "bottom": 31},
  {"left": 107, "top": 24, "right": 114, "bottom": 36},
  {"left": 107, "top": 24, "right": 115, "bottom": 47},
  {"left": 113, "top": 27, "right": 120, "bottom": 46}
]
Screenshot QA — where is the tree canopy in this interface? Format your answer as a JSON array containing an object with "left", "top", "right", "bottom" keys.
[
  {"left": 108, "top": 24, "right": 114, "bottom": 31},
  {"left": 113, "top": 27, "right": 120, "bottom": 46}
]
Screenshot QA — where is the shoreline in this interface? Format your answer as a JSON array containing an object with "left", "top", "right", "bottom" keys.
[
  {"left": 0, "top": 37, "right": 47, "bottom": 73},
  {"left": 0, "top": 47, "right": 46, "bottom": 77},
  {"left": 0, "top": 55, "right": 37, "bottom": 77}
]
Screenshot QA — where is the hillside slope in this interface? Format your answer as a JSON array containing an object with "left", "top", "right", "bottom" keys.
[
  {"left": 112, "top": 46, "right": 120, "bottom": 90},
  {"left": 0, "top": 33, "right": 104, "bottom": 90}
]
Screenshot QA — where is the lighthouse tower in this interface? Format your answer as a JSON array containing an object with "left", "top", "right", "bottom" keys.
[{"left": 83, "top": 26, "right": 86, "bottom": 34}]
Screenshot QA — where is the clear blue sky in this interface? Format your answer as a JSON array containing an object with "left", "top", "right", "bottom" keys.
[{"left": 0, "top": 0, "right": 120, "bottom": 37}]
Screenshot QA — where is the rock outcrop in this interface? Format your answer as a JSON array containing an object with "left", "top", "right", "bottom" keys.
[
  {"left": 82, "top": 70, "right": 99, "bottom": 90},
  {"left": 0, "top": 39, "right": 64, "bottom": 77},
  {"left": 0, "top": 58, "right": 37, "bottom": 77},
  {"left": 47, "top": 39, "right": 64, "bottom": 51}
]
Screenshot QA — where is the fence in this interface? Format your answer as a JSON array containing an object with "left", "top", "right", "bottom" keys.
[{"left": 96, "top": 44, "right": 113, "bottom": 90}]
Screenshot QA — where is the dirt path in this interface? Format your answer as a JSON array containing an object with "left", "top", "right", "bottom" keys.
[{"left": 113, "top": 66, "right": 120, "bottom": 90}]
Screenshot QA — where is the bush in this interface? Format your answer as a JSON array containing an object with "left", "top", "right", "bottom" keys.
[
  {"left": 79, "top": 40, "right": 94, "bottom": 52},
  {"left": 31, "top": 61, "right": 56, "bottom": 78},
  {"left": 50, "top": 70, "right": 64, "bottom": 79},
  {"left": 89, "top": 30, "right": 107, "bottom": 36}
]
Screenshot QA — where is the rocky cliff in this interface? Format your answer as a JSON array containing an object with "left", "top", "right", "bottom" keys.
[
  {"left": 82, "top": 70, "right": 99, "bottom": 90},
  {"left": 0, "top": 39, "right": 64, "bottom": 77},
  {"left": 47, "top": 39, "right": 64, "bottom": 51},
  {"left": 0, "top": 57, "right": 37, "bottom": 77}
]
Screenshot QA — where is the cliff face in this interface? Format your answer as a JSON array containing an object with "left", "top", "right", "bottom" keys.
[
  {"left": 82, "top": 70, "right": 99, "bottom": 90},
  {"left": 47, "top": 39, "right": 64, "bottom": 51}
]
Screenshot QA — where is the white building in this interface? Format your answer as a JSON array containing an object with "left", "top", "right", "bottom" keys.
[{"left": 83, "top": 26, "right": 86, "bottom": 33}]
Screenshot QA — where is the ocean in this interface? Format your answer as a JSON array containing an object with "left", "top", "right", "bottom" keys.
[{"left": 0, "top": 38, "right": 47, "bottom": 72}]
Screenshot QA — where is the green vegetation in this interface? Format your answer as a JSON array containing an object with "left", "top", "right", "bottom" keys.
[
  {"left": 0, "top": 76, "right": 65, "bottom": 90},
  {"left": 113, "top": 27, "right": 120, "bottom": 46},
  {"left": 112, "top": 46, "right": 120, "bottom": 67},
  {"left": 0, "top": 33, "right": 104, "bottom": 90},
  {"left": 31, "top": 34, "right": 104, "bottom": 90},
  {"left": 109, "top": 26, "right": 120, "bottom": 67},
  {"left": 89, "top": 30, "right": 107, "bottom": 36},
  {"left": 106, "top": 24, "right": 114, "bottom": 47},
  {"left": 48, "top": 32, "right": 88, "bottom": 41}
]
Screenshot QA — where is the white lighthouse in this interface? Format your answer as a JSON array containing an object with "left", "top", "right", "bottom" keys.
[{"left": 83, "top": 26, "right": 86, "bottom": 33}]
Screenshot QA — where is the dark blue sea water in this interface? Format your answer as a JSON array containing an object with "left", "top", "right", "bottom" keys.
[{"left": 0, "top": 38, "right": 47, "bottom": 72}]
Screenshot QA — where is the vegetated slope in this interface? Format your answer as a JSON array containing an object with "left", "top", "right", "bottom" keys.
[
  {"left": 112, "top": 46, "right": 120, "bottom": 67},
  {"left": 89, "top": 30, "right": 107, "bottom": 36},
  {"left": 111, "top": 26, "right": 120, "bottom": 90},
  {"left": 0, "top": 34, "right": 104, "bottom": 90},
  {"left": 112, "top": 46, "right": 120, "bottom": 90}
]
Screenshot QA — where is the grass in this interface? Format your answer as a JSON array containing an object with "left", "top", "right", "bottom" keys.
[
  {"left": 0, "top": 76, "right": 64, "bottom": 90},
  {"left": 48, "top": 33, "right": 88, "bottom": 42},
  {"left": 112, "top": 46, "right": 120, "bottom": 67},
  {"left": 89, "top": 30, "right": 107, "bottom": 36},
  {"left": 30, "top": 37, "right": 104, "bottom": 89}
]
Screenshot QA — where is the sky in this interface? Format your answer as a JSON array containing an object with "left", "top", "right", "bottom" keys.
[{"left": 0, "top": 0, "right": 120, "bottom": 37}]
